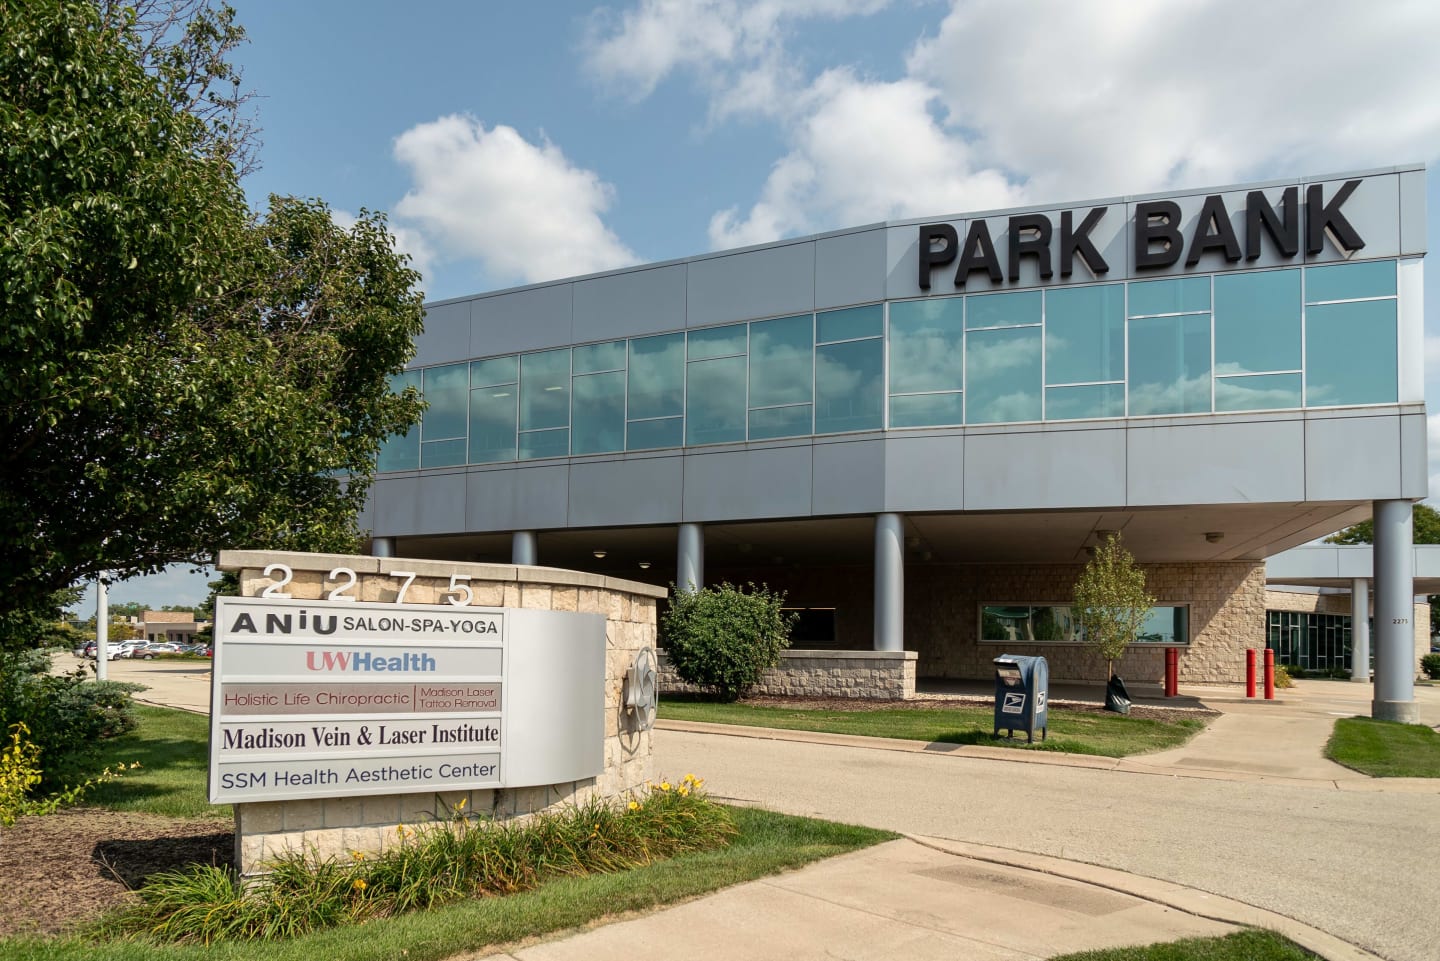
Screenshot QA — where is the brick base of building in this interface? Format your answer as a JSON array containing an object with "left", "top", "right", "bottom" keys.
[{"left": 658, "top": 649, "right": 917, "bottom": 699}]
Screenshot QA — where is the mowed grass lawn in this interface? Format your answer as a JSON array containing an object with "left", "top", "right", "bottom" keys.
[
  {"left": 1325, "top": 716, "right": 1440, "bottom": 777},
  {"left": 659, "top": 699, "right": 1208, "bottom": 757},
  {"left": 1050, "top": 930, "right": 1318, "bottom": 960}
]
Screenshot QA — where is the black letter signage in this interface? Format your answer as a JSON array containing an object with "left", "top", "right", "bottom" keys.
[
  {"left": 1306, "top": 180, "right": 1365, "bottom": 256},
  {"left": 1134, "top": 201, "right": 1183, "bottom": 269},
  {"left": 917, "top": 223, "right": 958, "bottom": 290}
]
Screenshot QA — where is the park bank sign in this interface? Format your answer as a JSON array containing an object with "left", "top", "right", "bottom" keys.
[
  {"left": 916, "top": 177, "right": 1372, "bottom": 292},
  {"left": 208, "top": 595, "right": 604, "bottom": 804}
]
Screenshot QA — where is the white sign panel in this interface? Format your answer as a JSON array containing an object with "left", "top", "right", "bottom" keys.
[{"left": 210, "top": 595, "right": 603, "bottom": 803}]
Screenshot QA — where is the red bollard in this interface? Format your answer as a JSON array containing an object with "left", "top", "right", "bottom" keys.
[
  {"left": 1245, "top": 649, "right": 1257, "bottom": 698},
  {"left": 1264, "top": 648, "right": 1275, "bottom": 700},
  {"left": 1165, "top": 647, "right": 1179, "bottom": 697}
]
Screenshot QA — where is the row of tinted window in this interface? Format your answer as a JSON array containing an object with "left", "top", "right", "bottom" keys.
[{"left": 378, "top": 260, "right": 1398, "bottom": 470}]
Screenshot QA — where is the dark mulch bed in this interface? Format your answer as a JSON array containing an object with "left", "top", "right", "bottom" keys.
[{"left": 0, "top": 807, "right": 232, "bottom": 937}]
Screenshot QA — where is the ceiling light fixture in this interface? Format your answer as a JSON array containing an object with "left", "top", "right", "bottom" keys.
[
  {"left": 1205, "top": 531, "right": 1225, "bottom": 543},
  {"left": 638, "top": 561, "right": 651, "bottom": 569},
  {"left": 592, "top": 549, "right": 607, "bottom": 559}
]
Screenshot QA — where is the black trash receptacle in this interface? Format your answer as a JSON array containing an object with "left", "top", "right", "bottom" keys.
[{"left": 993, "top": 654, "right": 1049, "bottom": 743}]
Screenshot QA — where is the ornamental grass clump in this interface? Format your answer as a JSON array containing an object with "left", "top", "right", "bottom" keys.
[{"left": 107, "top": 776, "right": 735, "bottom": 944}]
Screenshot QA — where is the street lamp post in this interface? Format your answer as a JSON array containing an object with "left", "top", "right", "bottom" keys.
[{"left": 95, "top": 576, "right": 108, "bottom": 681}]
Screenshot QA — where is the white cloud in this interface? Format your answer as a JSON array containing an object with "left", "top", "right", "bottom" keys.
[
  {"left": 391, "top": 115, "right": 636, "bottom": 286},
  {"left": 710, "top": 70, "right": 1023, "bottom": 247}
]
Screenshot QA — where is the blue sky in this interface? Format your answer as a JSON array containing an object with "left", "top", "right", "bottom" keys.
[{"left": 80, "top": 0, "right": 1440, "bottom": 612}]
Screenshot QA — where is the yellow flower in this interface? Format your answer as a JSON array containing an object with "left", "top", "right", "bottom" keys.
[
  {"left": 678, "top": 786, "right": 689, "bottom": 797},
  {"left": 350, "top": 850, "right": 365, "bottom": 862},
  {"left": 396, "top": 824, "right": 409, "bottom": 838},
  {"left": 352, "top": 878, "right": 368, "bottom": 892},
  {"left": 456, "top": 797, "right": 467, "bottom": 810},
  {"left": 627, "top": 800, "right": 639, "bottom": 811},
  {"left": 660, "top": 781, "right": 671, "bottom": 791},
  {"left": 683, "top": 773, "right": 696, "bottom": 784}
]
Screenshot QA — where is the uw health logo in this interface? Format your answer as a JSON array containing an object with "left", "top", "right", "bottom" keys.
[{"left": 305, "top": 650, "right": 438, "bottom": 672}]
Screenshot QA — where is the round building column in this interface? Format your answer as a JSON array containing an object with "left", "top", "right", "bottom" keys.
[
  {"left": 1372, "top": 500, "right": 1417, "bottom": 722},
  {"left": 512, "top": 531, "right": 538, "bottom": 566},
  {"left": 370, "top": 537, "right": 395, "bottom": 558},
  {"left": 1350, "top": 577, "right": 1370, "bottom": 684},
  {"left": 874, "top": 513, "right": 904, "bottom": 653},
  {"left": 677, "top": 523, "right": 704, "bottom": 592}
]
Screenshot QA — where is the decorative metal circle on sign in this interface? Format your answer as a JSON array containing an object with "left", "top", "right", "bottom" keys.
[{"left": 624, "top": 647, "right": 658, "bottom": 731}]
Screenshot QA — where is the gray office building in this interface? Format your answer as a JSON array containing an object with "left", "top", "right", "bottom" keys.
[{"left": 362, "top": 165, "right": 1429, "bottom": 722}]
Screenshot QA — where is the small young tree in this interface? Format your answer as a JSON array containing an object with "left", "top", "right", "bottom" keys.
[
  {"left": 662, "top": 583, "right": 796, "bottom": 702},
  {"left": 1072, "top": 533, "right": 1155, "bottom": 679}
]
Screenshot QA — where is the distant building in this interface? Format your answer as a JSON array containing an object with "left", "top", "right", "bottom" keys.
[{"left": 142, "top": 611, "right": 209, "bottom": 645}]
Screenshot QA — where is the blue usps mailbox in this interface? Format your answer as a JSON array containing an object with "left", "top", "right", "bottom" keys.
[{"left": 993, "top": 654, "right": 1049, "bottom": 743}]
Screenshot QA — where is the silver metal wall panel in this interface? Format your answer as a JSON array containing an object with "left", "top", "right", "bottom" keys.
[
  {"left": 1399, "top": 168, "right": 1428, "bottom": 255},
  {"left": 470, "top": 283, "right": 573, "bottom": 356},
  {"left": 882, "top": 434, "right": 964, "bottom": 512},
  {"left": 965, "top": 427, "right": 1126, "bottom": 510},
  {"left": 1399, "top": 411, "right": 1429, "bottom": 499},
  {"left": 811, "top": 438, "right": 885, "bottom": 514},
  {"left": 572, "top": 264, "right": 687, "bottom": 343},
  {"left": 464, "top": 464, "right": 570, "bottom": 531},
  {"left": 681, "top": 446, "right": 812, "bottom": 521},
  {"left": 1127, "top": 419, "right": 1305, "bottom": 506},
  {"left": 416, "top": 471, "right": 467, "bottom": 534},
  {"left": 1266, "top": 545, "right": 1343, "bottom": 580},
  {"left": 815, "top": 229, "right": 886, "bottom": 309},
  {"left": 568, "top": 456, "right": 684, "bottom": 527},
  {"left": 1304, "top": 413, "right": 1402, "bottom": 501},
  {"left": 372, "top": 475, "right": 420, "bottom": 535},
  {"left": 685, "top": 243, "right": 814, "bottom": 327},
  {"left": 413, "top": 301, "right": 472, "bottom": 368},
  {"left": 1306, "top": 173, "right": 1399, "bottom": 263}
]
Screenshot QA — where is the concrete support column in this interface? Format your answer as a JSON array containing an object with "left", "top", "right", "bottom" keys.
[
  {"left": 370, "top": 537, "right": 395, "bottom": 558},
  {"left": 512, "top": 531, "right": 538, "bottom": 566},
  {"left": 1372, "top": 500, "right": 1418, "bottom": 722},
  {"left": 95, "top": 576, "right": 108, "bottom": 682},
  {"left": 1350, "top": 577, "right": 1370, "bottom": 684},
  {"left": 874, "top": 513, "right": 905, "bottom": 653},
  {"left": 677, "top": 523, "right": 704, "bottom": 592}
]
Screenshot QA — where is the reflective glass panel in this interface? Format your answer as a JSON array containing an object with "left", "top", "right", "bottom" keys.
[
  {"left": 1305, "top": 260, "right": 1396, "bottom": 303},
  {"left": 687, "top": 324, "right": 747, "bottom": 360},
  {"left": 627, "top": 416, "right": 683, "bottom": 450},
  {"left": 979, "top": 604, "right": 1188, "bottom": 643},
  {"left": 468, "top": 385, "right": 517, "bottom": 463},
  {"left": 572, "top": 341, "right": 626, "bottom": 374},
  {"left": 749, "top": 314, "right": 812, "bottom": 407},
  {"left": 814, "top": 339, "right": 883, "bottom": 433},
  {"left": 1213, "top": 269, "right": 1300, "bottom": 375},
  {"left": 1136, "top": 606, "right": 1188, "bottom": 644},
  {"left": 816, "top": 304, "right": 881, "bottom": 343},
  {"left": 890, "top": 392, "right": 964, "bottom": 428},
  {"left": 686, "top": 355, "right": 747, "bottom": 445},
  {"left": 1045, "top": 284, "right": 1123, "bottom": 384},
  {"left": 421, "top": 438, "right": 466, "bottom": 468},
  {"left": 377, "top": 370, "right": 420, "bottom": 471},
  {"left": 571, "top": 371, "right": 625, "bottom": 455},
  {"left": 1214, "top": 373, "right": 1302, "bottom": 412},
  {"left": 1045, "top": 383, "right": 1125, "bottom": 420},
  {"left": 470, "top": 355, "right": 517, "bottom": 388},
  {"left": 1305, "top": 300, "right": 1398, "bottom": 405},
  {"left": 519, "top": 349, "right": 570, "bottom": 431},
  {"left": 1127, "top": 314, "right": 1212, "bottom": 415},
  {"left": 967, "top": 289, "right": 1041, "bottom": 329},
  {"left": 889, "top": 297, "right": 964, "bottom": 394},
  {"left": 627, "top": 333, "right": 684, "bottom": 419},
  {"left": 519, "top": 428, "right": 569, "bottom": 460},
  {"left": 749, "top": 404, "right": 812, "bottom": 440},
  {"left": 965, "top": 326, "right": 1042, "bottom": 423},
  {"left": 1128, "top": 277, "right": 1210, "bottom": 316},
  {"left": 422, "top": 364, "right": 468, "bottom": 439}
]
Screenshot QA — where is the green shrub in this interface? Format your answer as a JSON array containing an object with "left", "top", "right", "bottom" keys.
[
  {"left": 108, "top": 777, "right": 736, "bottom": 944},
  {"left": 1421, "top": 653, "right": 1440, "bottom": 680},
  {"left": 1272, "top": 663, "right": 1294, "bottom": 688},
  {"left": 0, "top": 650, "right": 141, "bottom": 789},
  {"left": 1282, "top": 662, "right": 1306, "bottom": 679},
  {"left": 663, "top": 582, "right": 796, "bottom": 701}
]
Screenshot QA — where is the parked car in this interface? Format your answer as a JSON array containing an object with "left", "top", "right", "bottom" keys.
[
  {"left": 144, "top": 642, "right": 183, "bottom": 654},
  {"left": 116, "top": 639, "right": 153, "bottom": 659},
  {"left": 78, "top": 640, "right": 96, "bottom": 658}
]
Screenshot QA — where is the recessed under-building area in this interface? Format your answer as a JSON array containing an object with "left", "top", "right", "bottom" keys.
[{"left": 363, "top": 164, "right": 1429, "bottom": 723}]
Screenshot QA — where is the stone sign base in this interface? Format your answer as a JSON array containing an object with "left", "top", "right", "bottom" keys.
[{"left": 659, "top": 649, "right": 917, "bottom": 700}]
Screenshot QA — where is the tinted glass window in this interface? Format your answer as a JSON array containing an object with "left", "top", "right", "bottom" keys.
[
  {"left": 966, "top": 326, "right": 1041, "bottom": 423},
  {"left": 1214, "top": 373, "right": 1302, "bottom": 412},
  {"left": 422, "top": 363, "right": 468, "bottom": 440},
  {"left": 1128, "top": 277, "right": 1210, "bottom": 316},
  {"left": 749, "top": 314, "right": 812, "bottom": 408},
  {"left": 627, "top": 416, "right": 683, "bottom": 450},
  {"left": 468, "top": 383, "right": 517, "bottom": 463},
  {"left": 1128, "top": 314, "right": 1211, "bottom": 415},
  {"left": 518, "top": 428, "right": 569, "bottom": 460},
  {"left": 967, "top": 290, "right": 1041, "bottom": 329},
  {"left": 376, "top": 370, "right": 420, "bottom": 471},
  {"left": 749, "top": 404, "right": 811, "bottom": 440},
  {"left": 519, "top": 349, "right": 570, "bottom": 431},
  {"left": 889, "top": 297, "right": 963, "bottom": 394},
  {"left": 571, "top": 371, "right": 625, "bottom": 455},
  {"left": 1305, "top": 300, "right": 1397, "bottom": 405},
  {"left": 686, "top": 355, "right": 747, "bottom": 445},
  {"left": 1045, "top": 284, "right": 1123, "bottom": 384},
  {"left": 1046, "top": 383, "right": 1125, "bottom": 420},
  {"left": 1213, "top": 269, "right": 1300, "bottom": 375},
  {"left": 1305, "top": 260, "right": 1396, "bottom": 303},
  {"left": 628, "top": 333, "right": 684, "bottom": 419},
  {"left": 816, "top": 304, "right": 881, "bottom": 343},
  {"left": 572, "top": 341, "right": 626, "bottom": 374},
  {"left": 421, "top": 438, "right": 466, "bottom": 468},
  {"left": 687, "top": 324, "right": 747, "bottom": 360},
  {"left": 470, "top": 355, "right": 517, "bottom": 387},
  {"left": 890, "top": 391, "right": 964, "bottom": 428},
  {"left": 814, "top": 339, "right": 882, "bottom": 433}
]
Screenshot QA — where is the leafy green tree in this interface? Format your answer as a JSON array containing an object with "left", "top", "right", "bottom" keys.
[
  {"left": 1072, "top": 533, "right": 1156, "bottom": 679},
  {"left": 1325, "top": 503, "right": 1440, "bottom": 545},
  {"left": 0, "top": 1, "right": 424, "bottom": 621},
  {"left": 663, "top": 583, "right": 796, "bottom": 702}
]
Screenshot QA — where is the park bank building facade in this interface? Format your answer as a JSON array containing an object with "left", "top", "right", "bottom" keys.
[{"left": 362, "top": 165, "right": 1429, "bottom": 722}]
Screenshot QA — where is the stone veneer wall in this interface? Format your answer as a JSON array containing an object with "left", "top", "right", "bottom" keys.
[
  {"left": 658, "top": 649, "right": 917, "bottom": 699},
  {"left": 217, "top": 550, "right": 667, "bottom": 876},
  {"left": 710, "top": 561, "right": 1268, "bottom": 685},
  {"left": 1264, "top": 588, "right": 1430, "bottom": 676}
]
